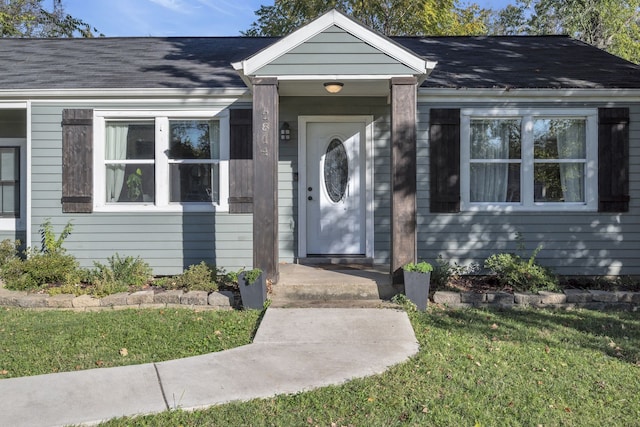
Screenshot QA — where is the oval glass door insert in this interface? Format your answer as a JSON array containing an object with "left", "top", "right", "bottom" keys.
[{"left": 324, "top": 138, "right": 348, "bottom": 203}]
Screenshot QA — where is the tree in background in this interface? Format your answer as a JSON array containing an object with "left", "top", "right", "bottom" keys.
[
  {"left": 421, "top": 0, "right": 488, "bottom": 35},
  {"left": 488, "top": 0, "right": 640, "bottom": 63},
  {"left": 1, "top": 0, "right": 100, "bottom": 37},
  {"left": 243, "top": 0, "right": 489, "bottom": 37}
]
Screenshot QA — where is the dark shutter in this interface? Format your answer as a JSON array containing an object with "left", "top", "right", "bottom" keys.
[
  {"left": 229, "top": 109, "right": 253, "bottom": 213},
  {"left": 598, "top": 108, "right": 630, "bottom": 212},
  {"left": 61, "top": 109, "right": 93, "bottom": 213},
  {"left": 429, "top": 109, "right": 460, "bottom": 213}
]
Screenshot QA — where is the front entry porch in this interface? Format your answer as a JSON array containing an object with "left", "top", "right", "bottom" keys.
[
  {"left": 269, "top": 263, "right": 401, "bottom": 308},
  {"left": 232, "top": 9, "right": 435, "bottom": 283}
]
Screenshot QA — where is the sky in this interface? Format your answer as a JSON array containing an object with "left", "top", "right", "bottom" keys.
[{"left": 63, "top": 0, "right": 514, "bottom": 37}]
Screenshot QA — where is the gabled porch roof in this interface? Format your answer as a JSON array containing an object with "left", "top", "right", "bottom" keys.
[{"left": 232, "top": 9, "right": 437, "bottom": 96}]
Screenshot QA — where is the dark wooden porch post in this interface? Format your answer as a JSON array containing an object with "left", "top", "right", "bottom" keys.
[
  {"left": 390, "top": 77, "right": 418, "bottom": 282},
  {"left": 252, "top": 77, "right": 279, "bottom": 282}
]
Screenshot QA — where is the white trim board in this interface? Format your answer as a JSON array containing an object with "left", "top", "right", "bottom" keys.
[
  {"left": 418, "top": 88, "right": 640, "bottom": 103},
  {"left": 234, "top": 9, "right": 434, "bottom": 77}
]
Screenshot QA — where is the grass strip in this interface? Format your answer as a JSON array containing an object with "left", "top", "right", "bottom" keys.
[
  {"left": 0, "top": 307, "right": 260, "bottom": 378},
  {"left": 100, "top": 307, "right": 640, "bottom": 426}
]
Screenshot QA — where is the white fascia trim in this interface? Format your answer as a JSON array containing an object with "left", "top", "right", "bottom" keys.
[
  {"left": 0, "top": 88, "right": 250, "bottom": 100},
  {"left": 93, "top": 109, "right": 230, "bottom": 118},
  {"left": 266, "top": 74, "right": 429, "bottom": 81},
  {"left": 418, "top": 88, "right": 640, "bottom": 102},
  {"left": 235, "top": 9, "right": 431, "bottom": 76},
  {"left": 0, "top": 101, "right": 29, "bottom": 108}
]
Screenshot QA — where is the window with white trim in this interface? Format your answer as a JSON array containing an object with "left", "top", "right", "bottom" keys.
[
  {"left": 461, "top": 109, "right": 598, "bottom": 211},
  {"left": 0, "top": 106, "right": 26, "bottom": 231},
  {"left": 0, "top": 147, "right": 20, "bottom": 217},
  {"left": 94, "top": 111, "right": 229, "bottom": 212}
]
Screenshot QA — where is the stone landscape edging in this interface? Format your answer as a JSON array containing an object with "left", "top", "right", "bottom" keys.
[
  {"left": 0, "top": 287, "right": 236, "bottom": 311},
  {"left": 432, "top": 289, "right": 640, "bottom": 311},
  {"left": 1, "top": 287, "right": 639, "bottom": 311}
]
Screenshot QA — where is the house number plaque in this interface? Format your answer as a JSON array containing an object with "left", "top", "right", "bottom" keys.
[{"left": 261, "top": 109, "right": 269, "bottom": 156}]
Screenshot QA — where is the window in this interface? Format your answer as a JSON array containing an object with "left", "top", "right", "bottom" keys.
[
  {"left": 461, "top": 109, "right": 597, "bottom": 211},
  {"left": 0, "top": 147, "right": 20, "bottom": 217},
  {"left": 94, "top": 111, "right": 229, "bottom": 212},
  {"left": 0, "top": 106, "right": 26, "bottom": 230},
  {"left": 105, "top": 121, "right": 155, "bottom": 203},
  {"left": 168, "top": 120, "right": 220, "bottom": 204}
]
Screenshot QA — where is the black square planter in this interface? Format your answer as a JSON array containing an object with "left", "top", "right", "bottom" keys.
[
  {"left": 403, "top": 271, "right": 431, "bottom": 310},
  {"left": 238, "top": 271, "right": 267, "bottom": 309}
]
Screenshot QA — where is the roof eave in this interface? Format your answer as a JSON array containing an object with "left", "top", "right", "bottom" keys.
[
  {"left": 418, "top": 87, "right": 640, "bottom": 101},
  {"left": 0, "top": 87, "right": 251, "bottom": 100}
]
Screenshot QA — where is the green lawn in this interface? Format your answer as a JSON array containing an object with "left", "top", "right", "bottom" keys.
[
  {"left": 2, "top": 306, "right": 639, "bottom": 426},
  {"left": 0, "top": 307, "right": 261, "bottom": 378},
  {"left": 99, "top": 307, "right": 640, "bottom": 427}
]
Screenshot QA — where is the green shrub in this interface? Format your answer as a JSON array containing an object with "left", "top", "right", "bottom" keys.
[
  {"left": 391, "top": 293, "right": 417, "bottom": 312},
  {"left": 431, "top": 255, "right": 478, "bottom": 289},
  {"left": 47, "top": 282, "right": 89, "bottom": 296},
  {"left": 40, "top": 219, "right": 72, "bottom": 255},
  {"left": 0, "top": 239, "right": 20, "bottom": 269},
  {"left": 87, "top": 254, "right": 152, "bottom": 290},
  {"left": 2, "top": 250, "right": 81, "bottom": 291},
  {"left": 160, "top": 262, "right": 219, "bottom": 292},
  {"left": 222, "top": 269, "right": 239, "bottom": 285},
  {"left": 239, "top": 268, "right": 263, "bottom": 285},
  {"left": 402, "top": 261, "right": 433, "bottom": 273},
  {"left": 484, "top": 245, "right": 559, "bottom": 292},
  {"left": 1, "top": 221, "right": 81, "bottom": 291}
]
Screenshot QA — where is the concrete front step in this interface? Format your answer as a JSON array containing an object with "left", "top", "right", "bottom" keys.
[
  {"left": 269, "top": 299, "right": 398, "bottom": 309},
  {"left": 271, "top": 263, "right": 399, "bottom": 306}
]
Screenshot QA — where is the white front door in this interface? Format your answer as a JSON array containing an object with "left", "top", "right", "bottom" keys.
[{"left": 305, "top": 121, "right": 366, "bottom": 255}]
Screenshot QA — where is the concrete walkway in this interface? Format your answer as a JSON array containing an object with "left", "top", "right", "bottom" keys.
[{"left": 0, "top": 308, "right": 418, "bottom": 427}]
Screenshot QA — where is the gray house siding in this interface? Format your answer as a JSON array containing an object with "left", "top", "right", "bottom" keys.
[
  {"left": 255, "top": 26, "right": 417, "bottom": 76},
  {"left": 417, "top": 100, "right": 640, "bottom": 276},
  {"left": 0, "top": 231, "right": 24, "bottom": 244},
  {"left": 278, "top": 97, "right": 391, "bottom": 264},
  {"left": 30, "top": 102, "right": 253, "bottom": 276},
  {"left": 24, "top": 96, "right": 640, "bottom": 277}
]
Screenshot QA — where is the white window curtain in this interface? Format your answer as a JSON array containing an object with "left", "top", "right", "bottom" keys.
[
  {"left": 556, "top": 121, "right": 585, "bottom": 202},
  {"left": 471, "top": 123, "right": 510, "bottom": 202},
  {"left": 105, "top": 124, "right": 128, "bottom": 202}
]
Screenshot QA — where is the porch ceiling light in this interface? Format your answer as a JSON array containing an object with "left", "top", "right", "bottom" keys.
[{"left": 323, "top": 82, "right": 344, "bottom": 94}]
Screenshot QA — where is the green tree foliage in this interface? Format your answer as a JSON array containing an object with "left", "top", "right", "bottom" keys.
[
  {"left": 1, "top": 0, "right": 100, "bottom": 37},
  {"left": 488, "top": 0, "right": 640, "bottom": 63},
  {"left": 243, "top": 0, "right": 489, "bottom": 37},
  {"left": 421, "top": 0, "right": 489, "bottom": 35}
]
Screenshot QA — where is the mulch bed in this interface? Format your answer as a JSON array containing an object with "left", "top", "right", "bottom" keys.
[{"left": 439, "top": 275, "right": 640, "bottom": 294}]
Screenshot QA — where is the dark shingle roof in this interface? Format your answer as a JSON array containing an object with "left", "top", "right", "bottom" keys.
[
  {"left": 398, "top": 36, "right": 640, "bottom": 89},
  {"left": 0, "top": 37, "right": 275, "bottom": 90},
  {"left": 1, "top": 35, "right": 639, "bottom": 90}
]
